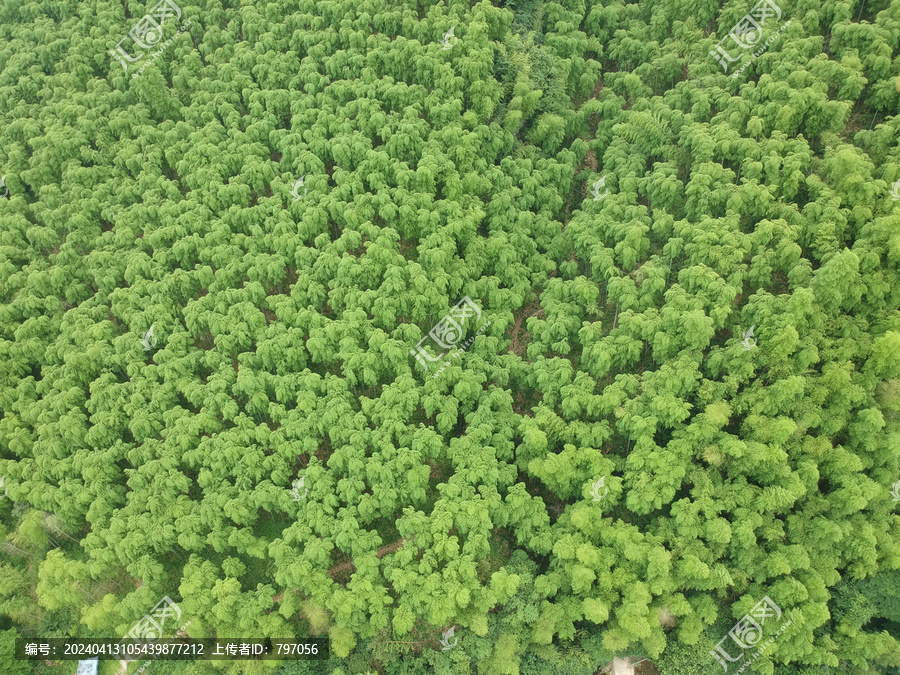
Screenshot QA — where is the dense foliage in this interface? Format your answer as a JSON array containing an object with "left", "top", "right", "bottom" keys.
[{"left": 1, "top": 0, "right": 900, "bottom": 673}]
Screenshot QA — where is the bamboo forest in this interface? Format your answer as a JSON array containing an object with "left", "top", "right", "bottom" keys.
[{"left": 2, "top": 0, "right": 900, "bottom": 673}]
